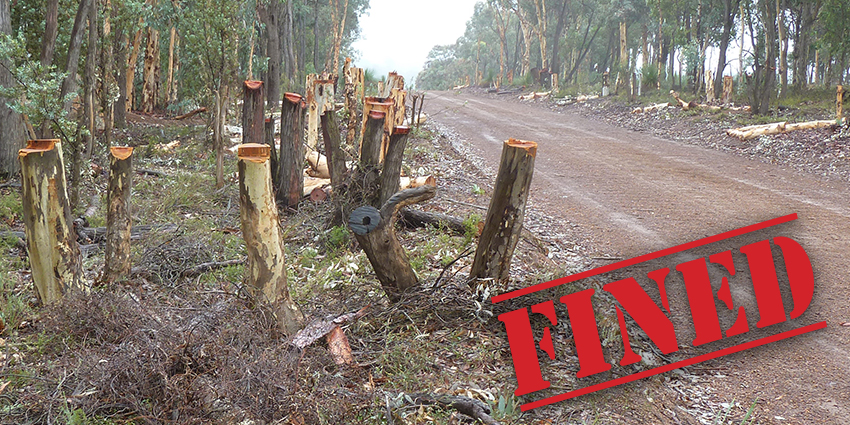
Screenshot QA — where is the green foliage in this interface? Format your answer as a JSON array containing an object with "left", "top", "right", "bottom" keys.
[
  {"left": 325, "top": 225, "right": 350, "bottom": 252},
  {"left": 641, "top": 64, "right": 658, "bottom": 90}
]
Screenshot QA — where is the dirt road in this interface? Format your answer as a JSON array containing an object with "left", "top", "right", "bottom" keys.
[{"left": 428, "top": 91, "right": 850, "bottom": 423}]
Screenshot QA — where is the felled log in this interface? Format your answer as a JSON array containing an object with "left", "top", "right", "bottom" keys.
[
  {"left": 349, "top": 185, "right": 436, "bottom": 301},
  {"left": 18, "top": 140, "right": 83, "bottom": 303},
  {"left": 104, "top": 146, "right": 134, "bottom": 283},
  {"left": 632, "top": 103, "right": 672, "bottom": 114},
  {"left": 306, "top": 150, "right": 330, "bottom": 179},
  {"left": 303, "top": 177, "right": 331, "bottom": 197},
  {"left": 670, "top": 90, "right": 698, "bottom": 110},
  {"left": 309, "top": 186, "right": 329, "bottom": 203},
  {"left": 237, "top": 143, "right": 303, "bottom": 334},
  {"left": 519, "top": 91, "right": 551, "bottom": 101},
  {"left": 470, "top": 139, "right": 537, "bottom": 284},
  {"left": 400, "top": 209, "right": 467, "bottom": 235},
  {"left": 726, "top": 120, "right": 840, "bottom": 140},
  {"left": 173, "top": 107, "right": 207, "bottom": 120}
]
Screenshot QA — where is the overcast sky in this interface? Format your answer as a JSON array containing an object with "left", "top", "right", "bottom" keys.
[{"left": 351, "top": 0, "right": 480, "bottom": 88}]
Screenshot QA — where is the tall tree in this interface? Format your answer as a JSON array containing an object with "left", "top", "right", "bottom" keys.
[
  {"left": 714, "top": 0, "right": 741, "bottom": 99},
  {"left": 0, "top": 0, "right": 26, "bottom": 176}
]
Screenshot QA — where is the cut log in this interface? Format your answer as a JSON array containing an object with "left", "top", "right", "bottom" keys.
[
  {"left": 519, "top": 91, "right": 551, "bottom": 101},
  {"left": 104, "top": 146, "right": 133, "bottom": 283},
  {"left": 632, "top": 103, "right": 671, "bottom": 114},
  {"left": 470, "top": 139, "right": 537, "bottom": 284},
  {"left": 173, "top": 107, "right": 207, "bottom": 120},
  {"left": 237, "top": 143, "right": 303, "bottom": 334},
  {"left": 378, "top": 126, "right": 411, "bottom": 206},
  {"left": 349, "top": 185, "right": 436, "bottom": 301},
  {"left": 670, "top": 90, "right": 698, "bottom": 110},
  {"left": 409, "top": 175, "right": 436, "bottom": 189},
  {"left": 306, "top": 150, "right": 331, "bottom": 179},
  {"left": 726, "top": 120, "right": 841, "bottom": 140},
  {"left": 302, "top": 177, "right": 330, "bottom": 197},
  {"left": 400, "top": 209, "right": 468, "bottom": 235},
  {"left": 276, "top": 92, "right": 306, "bottom": 208},
  {"left": 18, "top": 140, "right": 83, "bottom": 304},
  {"left": 309, "top": 186, "right": 329, "bottom": 203}
]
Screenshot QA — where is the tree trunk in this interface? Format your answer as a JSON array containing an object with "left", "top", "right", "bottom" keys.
[
  {"left": 104, "top": 146, "right": 133, "bottom": 283},
  {"left": 101, "top": 0, "right": 115, "bottom": 148},
  {"left": 166, "top": 25, "right": 177, "bottom": 106},
  {"left": 19, "top": 140, "right": 83, "bottom": 304},
  {"left": 141, "top": 27, "right": 160, "bottom": 113},
  {"left": 378, "top": 127, "right": 410, "bottom": 206},
  {"left": 237, "top": 143, "right": 303, "bottom": 334},
  {"left": 313, "top": 0, "right": 320, "bottom": 72},
  {"left": 276, "top": 93, "right": 305, "bottom": 208},
  {"left": 282, "top": 0, "right": 296, "bottom": 88},
  {"left": 0, "top": 0, "right": 25, "bottom": 177},
  {"left": 58, "top": 0, "right": 92, "bottom": 115},
  {"left": 40, "top": 0, "right": 59, "bottom": 68},
  {"left": 241, "top": 80, "right": 265, "bottom": 145},
  {"left": 214, "top": 89, "right": 225, "bottom": 189},
  {"left": 715, "top": 0, "right": 739, "bottom": 99},
  {"left": 320, "top": 109, "right": 347, "bottom": 188},
  {"left": 126, "top": 25, "right": 144, "bottom": 112},
  {"left": 260, "top": 0, "right": 281, "bottom": 112},
  {"left": 617, "top": 20, "right": 628, "bottom": 94},
  {"left": 84, "top": 0, "right": 98, "bottom": 157},
  {"left": 115, "top": 29, "right": 128, "bottom": 128},
  {"left": 469, "top": 139, "right": 537, "bottom": 284},
  {"left": 532, "top": 0, "right": 548, "bottom": 70},
  {"left": 838, "top": 85, "right": 844, "bottom": 122},
  {"left": 777, "top": 0, "right": 788, "bottom": 98},
  {"left": 349, "top": 186, "right": 436, "bottom": 302},
  {"left": 343, "top": 58, "right": 363, "bottom": 144}
]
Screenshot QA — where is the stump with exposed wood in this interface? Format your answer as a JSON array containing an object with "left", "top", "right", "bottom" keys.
[
  {"left": 276, "top": 93, "right": 306, "bottom": 208},
  {"left": 838, "top": 85, "right": 844, "bottom": 123},
  {"left": 242, "top": 81, "right": 265, "bottom": 145},
  {"left": 359, "top": 110, "right": 386, "bottom": 207},
  {"left": 306, "top": 75, "right": 335, "bottom": 150},
  {"left": 19, "top": 140, "right": 83, "bottom": 304},
  {"left": 104, "top": 146, "right": 133, "bottom": 283},
  {"left": 378, "top": 126, "right": 411, "bottom": 206},
  {"left": 343, "top": 58, "right": 364, "bottom": 144},
  {"left": 349, "top": 185, "right": 436, "bottom": 302},
  {"left": 238, "top": 143, "right": 303, "bottom": 334},
  {"left": 723, "top": 76, "right": 734, "bottom": 104},
  {"left": 470, "top": 139, "right": 537, "bottom": 284}
]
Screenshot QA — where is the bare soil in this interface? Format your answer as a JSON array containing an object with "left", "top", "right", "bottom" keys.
[{"left": 427, "top": 89, "right": 850, "bottom": 424}]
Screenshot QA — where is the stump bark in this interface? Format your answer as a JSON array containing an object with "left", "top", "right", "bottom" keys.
[
  {"left": 242, "top": 80, "right": 265, "bottom": 145},
  {"left": 378, "top": 126, "right": 410, "bottom": 206},
  {"left": 349, "top": 185, "right": 435, "bottom": 301},
  {"left": 469, "top": 139, "right": 537, "bottom": 284},
  {"left": 238, "top": 143, "right": 303, "bottom": 334},
  {"left": 277, "top": 92, "right": 305, "bottom": 208},
  {"left": 19, "top": 140, "right": 83, "bottom": 304},
  {"left": 104, "top": 146, "right": 133, "bottom": 283}
]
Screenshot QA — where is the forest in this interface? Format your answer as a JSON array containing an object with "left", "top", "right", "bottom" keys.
[{"left": 417, "top": 0, "right": 850, "bottom": 116}]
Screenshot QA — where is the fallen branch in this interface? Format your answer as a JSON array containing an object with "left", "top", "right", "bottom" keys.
[
  {"left": 670, "top": 90, "right": 698, "bottom": 111},
  {"left": 409, "top": 393, "right": 500, "bottom": 425},
  {"left": 180, "top": 258, "right": 244, "bottom": 278},
  {"left": 174, "top": 107, "right": 207, "bottom": 120},
  {"left": 137, "top": 168, "right": 167, "bottom": 178},
  {"left": 400, "top": 209, "right": 469, "bottom": 235},
  {"left": 2, "top": 223, "right": 178, "bottom": 243}
]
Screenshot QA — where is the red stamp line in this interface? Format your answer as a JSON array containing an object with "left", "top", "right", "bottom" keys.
[
  {"left": 492, "top": 213, "right": 799, "bottom": 304},
  {"left": 521, "top": 321, "right": 827, "bottom": 411}
]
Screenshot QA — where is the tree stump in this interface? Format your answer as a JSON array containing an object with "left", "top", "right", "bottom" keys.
[
  {"left": 349, "top": 185, "right": 436, "bottom": 302},
  {"left": 104, "top": 146, "right": 133, "bottom": 283},
  {"left": 360, "top": 110, "right": 386, "bottom": 207},
  {"left": 237, "top": 143, "right": 303, "bottom": 334},
  {"left": 378, "top": 126, "right": 411, "bottom": 206},
  {"left": 276, "top": 92, "right": 305, "bottom": 208},
  {"left": 242, "top": 80, "right": 264, "bottom": 145},
  {"left": 19, "top": 140, "right": 83, "bottom": 304},
  {"left": 723, "top": 76, "right": 734, "bottom": 104},
  {"left": 838, "top": 85, "right": 844, "bottom": 124},
  {"left": 469, "top": 139, "right": 537, "bottom": 284}
]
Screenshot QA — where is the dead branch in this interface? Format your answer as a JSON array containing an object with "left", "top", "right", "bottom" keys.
[
  {"left": 179, "top": 258, "right": 244, "bottom": 278},
  {"left": 173, "top": 107, "right": 207, "bottom": 120},
  {"left": 409, "top": 393, "right": 501, "bottom": 425},
  {"left": 290, "top": 305, "right": 370, "bottom": 350}
]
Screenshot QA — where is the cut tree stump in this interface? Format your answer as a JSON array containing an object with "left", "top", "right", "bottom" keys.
[
  {"left": 378, "top": 126, "right": 411, "bottom": 206},
  {"left": 19, "top": 140, "right": 83, "bottom": 304},
  {"left": 349, "top": 185, "right": 436, "bottom": 302},
  {"left": 320, "top": 109, "right": 348, "bottom": 186},
  {"left": 723, "top": 76, "right": 734, "bottom": 104},
  {"left": 242, "top": 80, "right": 265, "bottom": 145},
  {"left": 103, "top": 146, "right": 134, "bottom": 283},
  {"left": 359, "top": 110, "right": 386, "bottom": 207},
  {"left": 277, "top": 92, "right": 306, "bottom": 208},
  {"left": 469, "top": 139, "right": 537, "bottom": 284},
  {"left": 838, "top": 85, "right": 844, "bottom": 123},
  {"left": 237, "top": 143, "right": 303, "bottom": 334}
]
